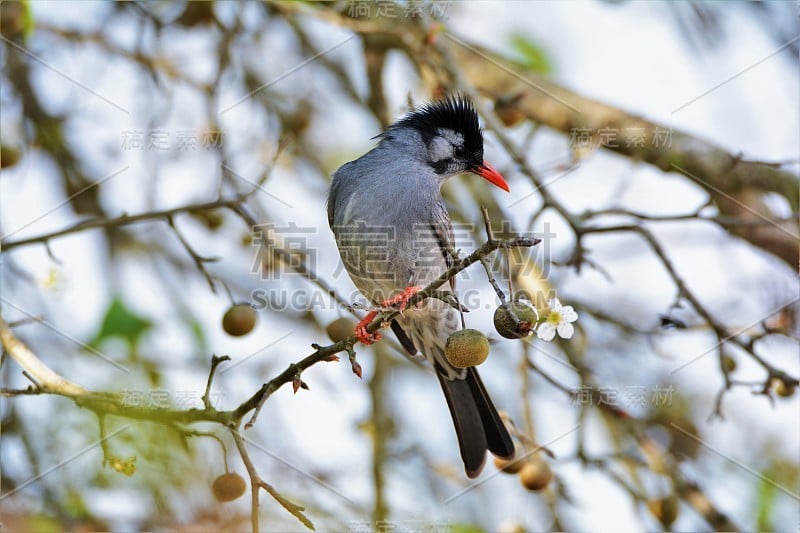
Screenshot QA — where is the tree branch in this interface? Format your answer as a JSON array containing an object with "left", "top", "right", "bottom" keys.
[
  {"left": 1, "top": 234, "right": 540, "bottom": 431},
  {"left": 0, "top": 318, "right": 86, "bottom": 396},
  {"left": 270, "top": 2, "right": 799, "bottom": 266},
  {"left": 1, "top": 197, "right": 246, "bottom": 252}
]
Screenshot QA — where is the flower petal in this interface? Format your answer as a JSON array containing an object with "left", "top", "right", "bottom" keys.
[
  {"left": 537, "top": 322, "right": 556, "bottom": 341},
  {"left": 561, "top": 306, "right": 578, "bottom": 322},
  {"left": 557, "top": 321, "right": 574, "bottom": 339},
  {"left": 548, "top": 298, "right": 562, "bottom": 313}
]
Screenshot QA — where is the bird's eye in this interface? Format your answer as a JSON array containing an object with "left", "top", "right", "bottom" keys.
[{"left": 453, "top": 145, "right": 467, "bottom": 159}]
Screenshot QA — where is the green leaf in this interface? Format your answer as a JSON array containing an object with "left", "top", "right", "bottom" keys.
[
  {"left": 92, "top": 297, "right": 152, "bottom": 347},
  {"left": 508, "top": 33, "right": 552, "bottom": 74}
]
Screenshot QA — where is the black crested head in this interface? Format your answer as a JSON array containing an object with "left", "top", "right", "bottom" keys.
[{"left": 389, "top": 95, "right": 484, "bottom": 167}]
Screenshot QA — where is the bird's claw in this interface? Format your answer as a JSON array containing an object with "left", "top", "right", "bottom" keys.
[
  {"left": 354, "top": 286, "right": 421, "bottom": 343},
  {"left": 382, "top": 286, "right": 423, "bottom": 314},
  {"left": 355, "top": 325, "right": 382, "bottom": 345},
  {"left": 355, "top": 311, "right": 381, "bottom": 345}
]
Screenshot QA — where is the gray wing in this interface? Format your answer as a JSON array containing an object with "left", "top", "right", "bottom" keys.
[
  {"left": 392, "top": 200, "right": 457, "bottom": 356},
  {"left": 327, "top": 163, "right": 348, "bottom": 230},
  {"left": 431, "top": 199, "right": 457, "bottom": 292}
]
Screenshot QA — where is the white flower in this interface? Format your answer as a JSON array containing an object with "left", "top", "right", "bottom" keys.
[{"left": 536, "top": 298, "right": 578, "bottom": 341}]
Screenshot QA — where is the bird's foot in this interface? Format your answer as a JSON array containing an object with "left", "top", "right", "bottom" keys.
[
  {"left": 355, "top": 310, "right": 382, "bottom": 345},
  {"left": 381, "top": 286, "right": 423, "bottom": 313},
  {"left": 355, "top": 286, "right": 422, "bottom": 344}
]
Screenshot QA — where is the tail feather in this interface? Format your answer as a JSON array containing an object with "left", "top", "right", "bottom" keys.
[
  {"left": 464, "top": 367, "right": 515, "bottom": 459},
  {"left": 437, "top": 373, "right": 489, "bottom": 477},
  {"left": 437, "top": 368, "right": 514, "bottom": 478},
  {"left": 397, "top": 305, "right": 514, "bottom": 478}
]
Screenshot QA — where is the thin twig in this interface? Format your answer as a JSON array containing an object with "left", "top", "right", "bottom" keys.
[
  {"left": 1, "top": 197, "right": 247, "bottom": 252},
  {"left": 202, "top": 355, "right": 231, "bottom": 410},
  {"left": 168, "top": 216, "right": 220, "bottom": 292},
  {"left": 239, "top": 233, "right": 540, "bottom": 428},
  {"left": 230, "top": 429, "right": 314, "bottom": 532}
]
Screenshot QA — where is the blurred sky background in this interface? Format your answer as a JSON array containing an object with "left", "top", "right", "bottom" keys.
[{"left": 1, "top": 1, "right": 798, "bottom": 531}]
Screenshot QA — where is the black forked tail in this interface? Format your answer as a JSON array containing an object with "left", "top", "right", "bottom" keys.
[{"left": 437, "top": 367, "right": 515, "bottom": 478}]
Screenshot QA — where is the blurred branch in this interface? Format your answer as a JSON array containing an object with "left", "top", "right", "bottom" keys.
[
  {"left": 1, "top": 197, "right": 246, "bottom": 252},
  {"left": 582, "top": 223, "right": 799, "bottom": 416},
  {"left": 202, "top": 354, "right": 231, "bottom": 410},
  {"left": 369, "top": 344, "right": 393, "bottom": 524},
  {"left": 239, "top": 232, "right": 541, "bottom": 427},
  {"left": 36, "top": 23, "right": 209, "bottom": 90},
  {"left": 580, "top": 205, "right": 798, "bottom": 228},
  {"left": 410, "top": 12, "right": 800, "bottom": 421},
  {"left": 4, "top": 2, "right": 796, "bottom": 529},
  {"left": 3, "top": 233, "right": 539, "bottom": 425},
  {"left": 547, "top": 335, "right": 743, "bottom": 531},
  {"left": 274, "top": 2, "right": 799, "bottom": 267},
  {"left": 230, "top": 429, "right": 314, "bottom": 532},
  {"left": 167, "top": 215, "right": 221, "bottom": 292},
  {"left": 0, "top": 317, "right": 86, "bottom": 396},
  {"left": 0, "top": 229, "right": 539, "bottom": 528},
  {"left": 448, "top": 38, "right": 800, "bottom": 267},
  {"left": 2, "top": 31, "right": 115, "bottom": 222}
]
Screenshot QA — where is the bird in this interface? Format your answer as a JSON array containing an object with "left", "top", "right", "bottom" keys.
[{"left": 327, "top": 95, "right": 515, "bottom": 477}]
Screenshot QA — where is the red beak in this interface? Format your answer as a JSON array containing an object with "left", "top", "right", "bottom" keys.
[{"left": 474, "top": 160, "right": 510, "bottom": 192}]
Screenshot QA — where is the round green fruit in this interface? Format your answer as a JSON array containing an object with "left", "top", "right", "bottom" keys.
[
  {"left": 494, "top": 301, "right": 537, "bottom": 339},
  {"left": 222, "top": 304, "right": 256, "bottom": 337},
  {"left": 445, "top": 329, "right": 489, "bottom": 368},
  {"left": 212, "top": 472, "right": 246, "bottom": 502},
  {"left": 519, "top": 458, "right": 552, "bottom": 491}
]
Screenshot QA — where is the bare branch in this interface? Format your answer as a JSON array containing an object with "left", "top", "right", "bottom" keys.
[
  {"left": 230, "top": 429, "right": 314, "bottom": 532},
  {"left": 0, "top": 318, "right": 86, "bottom": 396},
  {"left": 1, "top": 197, "right": 246, "bottom": 252}
]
